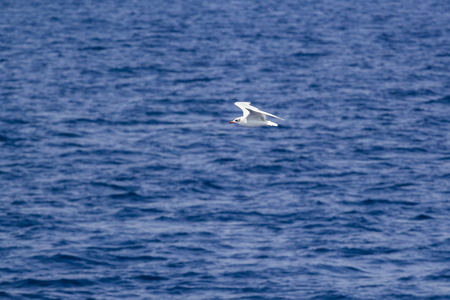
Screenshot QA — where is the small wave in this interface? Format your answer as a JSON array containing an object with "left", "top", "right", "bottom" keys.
[
  {"left": 0, "top": 118, "right": 28, "bottom": 124},
  {"left": 90, "top": 181, "right": 131, "bottom": 191},
  {"left": 134, "top": 275, "right": 169, "bottom": 281},
  {"left": 108, "top": 67, "right": 135, "bottom": 74},
  {"left": 314, "top": 263, "right": 368, "bottom": 276},
  {"left": 424, "top": 270, "right": 450, "bottom": 281},
  {"left": 170, "top": 245, "right": 214, "bottom": 255},
  {"left": 363, "top": 183, "right": 419, "bottom": 193},
  {"left": 340, "top": 246, "right": 397, "bottom": 257},
  {"left": 412, "top": 214, "right": 433, "bottom": 220},
  {"left": 114, "top": 206, "right": 163, "bottom": 218},
  {"left": 173, "top": 76, "right": 222, "bottom": 84},
  {"left": 241, "top": 164, "right": 283, "bottom": 173},
  {"left": 223, "top": 270, "right": 264, "bottom": 279},
  {"left": 15, "top": 278, "right": 95, "bottom": 288},
  {"left": 63, "top": 117, "right": 108, "bottom": 125},
  {"left": 110, "top": 191, "right": 144, "bottom": 200},
  {"left": 387, "top": 88, "right": 436, "bottom": 98},
  {"left": 360, "top": 198, "right": 418, "bottom": 206},
  {"left": 426, "top": 95, "right": 450, "bottom": 105},
  {"left": 114, "top": 255, "right": 167, "bottom": 262},
  {"left": 292, "top": 51, "right": 330, "bottom": 58},
  {"left": 0, "top": 291, "right": 12, "bottom": 298},
  {"left": 78, "top": 46, "right": 108, "bottom": 51},
  {"left": 212, "top": 157, "right": 237, "bottom": 163},
  {"left": 32, "top": 253, "right": 108, "bottom": 267},
  {"left": 51, "top": 131, "right": 82, "bottom": 138},
  {"left": 177, "top": 178, "right": 225, "bottom": 193}
]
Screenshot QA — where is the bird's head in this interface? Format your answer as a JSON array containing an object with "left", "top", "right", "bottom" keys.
[{"left": 229, "top": 118, "right": 241, "bottom": 124}]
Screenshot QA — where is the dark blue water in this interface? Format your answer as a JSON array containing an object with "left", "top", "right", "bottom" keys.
[{"left": 1, "top": 0, "right": 450, "bottom": 299}]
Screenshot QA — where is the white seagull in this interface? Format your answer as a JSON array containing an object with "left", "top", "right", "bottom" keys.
[{"left": 229, "top": 102, "right": 284, "bottom": 127}]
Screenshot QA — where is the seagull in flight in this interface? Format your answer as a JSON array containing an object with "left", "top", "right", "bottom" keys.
[{"left": 229, "top": 102, "right": 284, "bottom": 127}]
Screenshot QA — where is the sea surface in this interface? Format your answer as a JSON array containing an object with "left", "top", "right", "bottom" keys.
[{"left": 1, "top": 0, "right": 450, "bottom": 299}]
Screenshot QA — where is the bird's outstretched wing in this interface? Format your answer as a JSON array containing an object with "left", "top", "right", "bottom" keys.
[
  {"left": 234, "top": 102, "right": 284, "bottom": 120},
  {"left": 234, "top": 102, "right": 251, "bottom": 119}
]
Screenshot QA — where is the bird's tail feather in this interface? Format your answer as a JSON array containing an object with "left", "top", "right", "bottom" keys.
[{"left": 267, "top": 121, "right": 278, "bottom": 126}]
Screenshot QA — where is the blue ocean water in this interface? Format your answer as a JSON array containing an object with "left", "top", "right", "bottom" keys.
[{"left": 1, "top": 0, "right": 450, "bottom": 299}]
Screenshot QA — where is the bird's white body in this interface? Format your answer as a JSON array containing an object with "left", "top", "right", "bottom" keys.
[{"left": 230, "top": 102, "right": 284, "bottom": 127}]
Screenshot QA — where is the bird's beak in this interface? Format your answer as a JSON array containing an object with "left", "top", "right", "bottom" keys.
[{"left": 229, "top": 121, "right": 234, "bottom": 124}]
